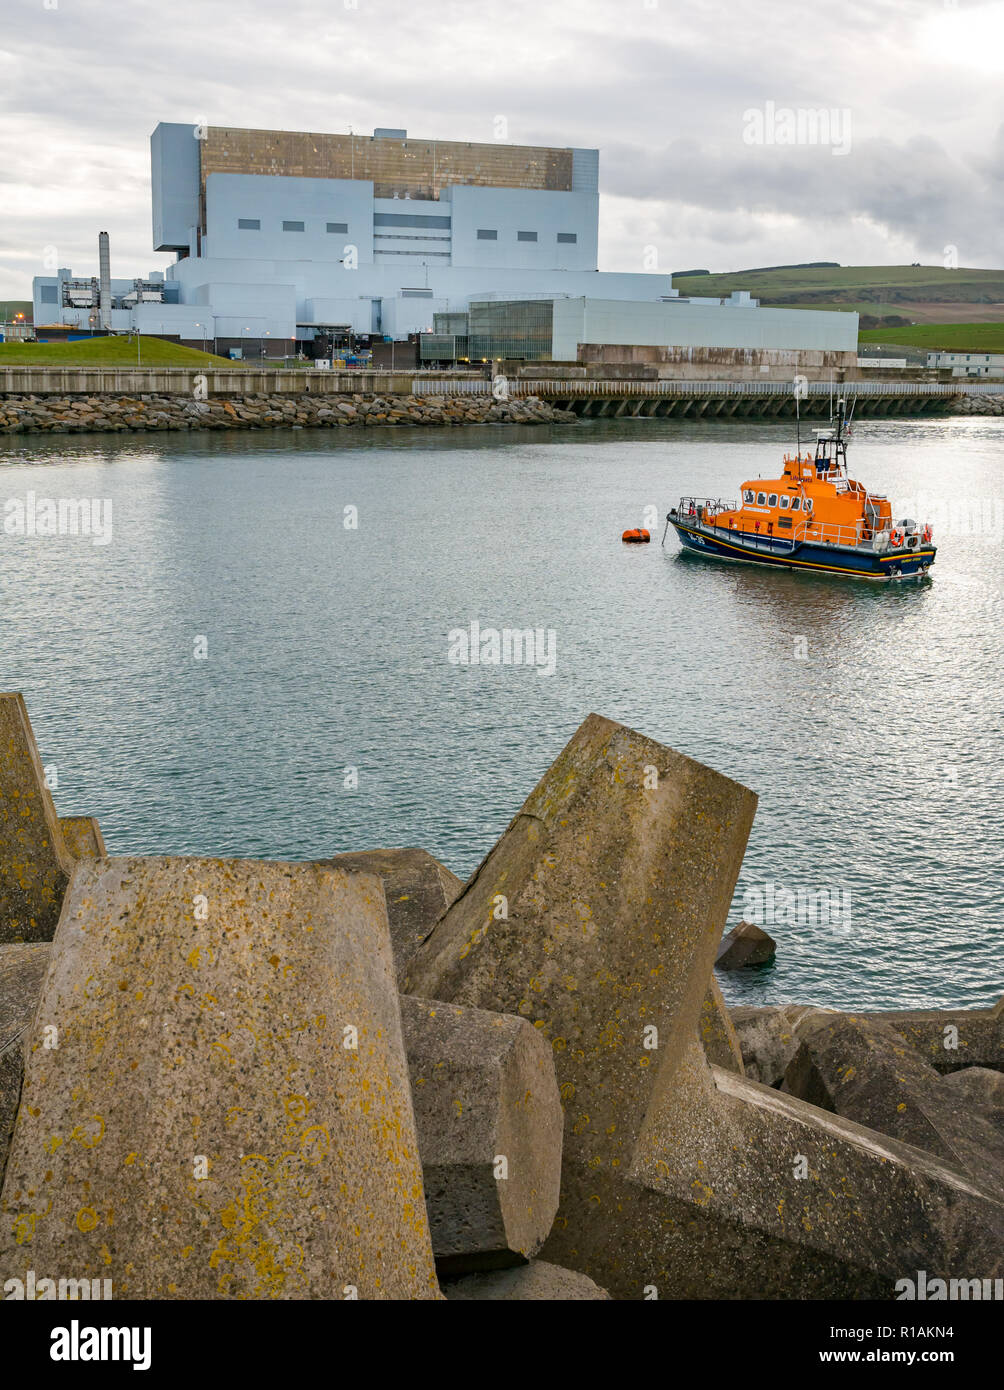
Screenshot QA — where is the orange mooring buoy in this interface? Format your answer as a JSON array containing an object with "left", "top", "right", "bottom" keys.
[{"left": 621, "top": 528, "right": 651, "bottom": 543}]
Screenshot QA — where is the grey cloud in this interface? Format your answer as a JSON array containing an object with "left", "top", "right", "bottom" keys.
[{"left": 0, "top": 0, "right": 999, "bottom": 299}]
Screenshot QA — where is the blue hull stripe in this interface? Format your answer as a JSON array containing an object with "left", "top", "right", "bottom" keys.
[{"left": 671, "top": 523, "right": 935, "bottom": 577}]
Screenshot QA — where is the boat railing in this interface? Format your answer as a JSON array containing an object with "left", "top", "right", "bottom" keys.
[
  {"left": 678, "top": 499, "right": 800, "bottom": 553},
  {"left": 673, "top": 499, "right": 910, "bottom": 552},
  {"left": 800, "top": 519, "right": 884, "bottom": 548},
  {"left": 675, "top": 497, "right": 737, "bottom": 520}
]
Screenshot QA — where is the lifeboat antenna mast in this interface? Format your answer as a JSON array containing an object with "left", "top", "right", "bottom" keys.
[{"left": 793, "top": 376, "right": 805, "bottom": 458}]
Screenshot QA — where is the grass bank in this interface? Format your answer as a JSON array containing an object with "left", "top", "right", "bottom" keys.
[
  {"left": 857, "top": 322, "right": 1004, "bottom": 354},
  {"left": 0, "top": 335, "right": 236, "bottom": 368}
]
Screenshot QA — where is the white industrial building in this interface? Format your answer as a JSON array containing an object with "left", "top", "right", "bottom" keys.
[
  {"left": 550, "top": 295, "right": 857, "bottom": 357},
  {"left": 31, "top": 121, "right": 859, "bottom": 361},
  {"left": 926, "top": 351, "right": 1004, "bottom": 378}
]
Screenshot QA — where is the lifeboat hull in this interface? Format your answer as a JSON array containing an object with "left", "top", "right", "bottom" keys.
[{"left": 671, "top": 520, "right": 935, "bottom": 579}]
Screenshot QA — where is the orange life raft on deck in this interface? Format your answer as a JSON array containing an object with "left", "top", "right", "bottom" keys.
[{"left": 622, "top": 528, "right": 651, "bottom": 543}]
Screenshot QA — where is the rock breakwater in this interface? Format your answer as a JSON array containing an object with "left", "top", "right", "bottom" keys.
[
  {"left": 0, "top": 391, "right": 576, "bottom": 435},
  {"left": 952, "top": 393, "right": 1004, "bottom": 416}
]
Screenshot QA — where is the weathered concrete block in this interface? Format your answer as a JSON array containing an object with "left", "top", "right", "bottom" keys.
[
  {"left": 59, "top": 816, "right": 107, "bottom": 858},
  {"left": 325, "top": 848, "right": 462, "bottom": 980},
  {"left": 730, "top": 1004, "right": 840, "bottom": 1087},
  {"left": 441, "top": 1259, "right": 610, "bottom": 1300},
  {"left": 406, "top": 715, "right": 1004, "bottom": 1297},
  {"left": 0, "top": 943, "right": 50, "bottom": 1187},
  {"left": 0, "top": 694, "right": 75, "bottom": 943},
  {"left": 403, "top": 715, "right": 763, "bottom": 1294},
  {"left": 699, "top": 977, "right": 744, "bottom": 1075},
  {"left": 622, "top": 1045, "right": 1004, "bottom": 1299},
  {"left": 401, "top": 995, "right": 562, "bottom": 1271},
  {"left": 783, "top": 1015, "right": 1004, "bottom": 1183},
  {"left": 715, "top": 920, "right": 776, "bottom": 969},
  {"left": 605, "top": 1010, "right": 1004, "bottom": 1300},
  {"left": 405, "top": 714, "right": 757, "bottom": 1168},
  {"left": 0, "top": 857, "right": 439, "bottom": 1299},
  {"left": 943, "top": 1068, "right": 1004, "bottom": 1128},
  {"left": 864, "top": 997, "right": 1003, "bottom": 1074},
  {"left": 731, "top": 997, "right": 1004, "bottom": 1088}
]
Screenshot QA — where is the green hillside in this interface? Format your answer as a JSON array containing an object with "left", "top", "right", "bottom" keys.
[
  {"left": 858, "top": 322, "right": 1004, "bottom": 354},
  {"left": 0, "top": 335, "right": 236, "bottom": 367},
  {"left": 672, "top": 265, "right": 1004, "bottom": 325}
]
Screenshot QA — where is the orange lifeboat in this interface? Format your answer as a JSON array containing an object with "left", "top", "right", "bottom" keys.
[{"left": 622, "top": 528, "right": 651, "bottom": 544}]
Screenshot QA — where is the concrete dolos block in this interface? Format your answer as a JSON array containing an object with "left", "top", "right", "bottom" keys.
[
  {"left": 59, "top": 816, "right": 107, "bottom": 859},
  {"left": 625, "top": 1045, "right": 1004, "bottom": 1299},
  {"left": 943, "top": 1068, "right": 1004, "bottom": 1128},
  {"left": 325, "top": 848, "right": 461, "bottom": 980},
  {"left": 0, "top": 857, "right": 439, "bottom": 1300},
  {"left": 0, "top": 694, "right": 75, "bottom": 944},
  {"left": 865, "top": 998, "right": 1004, "bottom": 1074},
  {"left": 401, "top": 996, "right": 562, "bottom": 1272},
  {"left": 404, "top": 714, "right": 1004, "bottom": 1297},
  {"left": 405, "top": 714, "right": 757, "bottom": 1159},
  {"left": 783, "top": 1015, "right": 1004, "bottom": 1183},
  {"left": 441, "top": 1259, "right": 610, "bottom": 1300},
  {"left": 715, "top": 919, "right": 776, "bottom": 969},
  {"left": 731, "top": 996, "right": 1004, "bottom": 1088},
  {"left": 729, "top": 1004, "right": 838, "bottom": 1087},
  {"left": 403, "top": 714, "right": 759, "bottom": 1283},
  {"left": 0, "top": 943, "right": 50, "bottom": 1187},
  {"left": 699, "top": 976, "right": 745, "bottom": 1075}
]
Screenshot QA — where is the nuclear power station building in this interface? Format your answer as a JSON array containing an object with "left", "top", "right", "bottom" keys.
[{"left": 31, "top": 122, "right": 858, "bottom": 362}]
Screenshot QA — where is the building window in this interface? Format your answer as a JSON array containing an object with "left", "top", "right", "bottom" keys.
[
  {"left": 517, "top": 231, "right": 538, "bottom": 242},
  {"left": 283, "top": 220, "right": 305, "bottom": 232},
  {"left": 374, "top": 213, "right": 451, "bottom": 229},
  {"left": 477, "top": 229, "right": 497, "bottom": 240},
  {"left": 40, "top": 284, "right": 58, "bottom": 304},
  {"left": 327, "top": 222, "right": 348, "bottom": 233},
  {"left": 557, "top": 232, "right": 577, "bottom": 244},
  {"left": 237, "top": 218, "right": 260, "bottom": 230}
]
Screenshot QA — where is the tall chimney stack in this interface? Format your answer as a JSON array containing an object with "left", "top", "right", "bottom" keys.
[{"left": 97, "top": 231, "right": 112, "bottom": 331}]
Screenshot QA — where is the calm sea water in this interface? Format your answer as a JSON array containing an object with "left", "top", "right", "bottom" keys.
[{"left": 2, "top": 415, "right": 1001, "bottom": 1011}]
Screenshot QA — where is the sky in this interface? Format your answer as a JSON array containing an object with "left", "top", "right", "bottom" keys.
[{"left": 1, "top": 0, "right": 1001, "bottom": 300}]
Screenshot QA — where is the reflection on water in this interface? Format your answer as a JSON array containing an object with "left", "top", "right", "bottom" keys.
[{"left": 1, "top": 415, "right": 1001, "bottom": 1011}]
